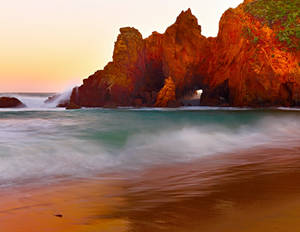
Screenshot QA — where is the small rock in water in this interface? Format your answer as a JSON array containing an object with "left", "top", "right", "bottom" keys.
[
  {"left": 54, "top": 214, "right": 63, "bottom": 218},
  {"left": 0, "top": 97, "right": 25, "bottom": 108}
]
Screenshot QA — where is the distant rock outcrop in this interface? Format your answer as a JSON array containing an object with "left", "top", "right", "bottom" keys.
[
  {"left": 70, "top": 0, "right": 300, "bottom": 108},
  {"left": 0, "top": 97, "right": 25, "bottom": 108},
  {"left": 45, "top": 94, "right": 70, "bottom": 107}
]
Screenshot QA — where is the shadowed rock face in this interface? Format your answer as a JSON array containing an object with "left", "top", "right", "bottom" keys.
[
  {"left": 0, "top": 97, "right": 25, "bottom": 108},
  {"left": 70, "top": 0, "right": 300, "bottom": 108}
]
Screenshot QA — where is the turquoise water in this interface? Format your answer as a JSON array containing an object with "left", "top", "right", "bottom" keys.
[{"left": 1, "top": 93, "right": 300, "bottom": 188}]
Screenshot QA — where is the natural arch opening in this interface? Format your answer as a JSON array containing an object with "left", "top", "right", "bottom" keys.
[{"left": 181, "top": 89, "right": 203, "bottom": 106}]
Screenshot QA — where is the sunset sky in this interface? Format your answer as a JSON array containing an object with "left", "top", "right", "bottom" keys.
[{"left": 0, "top": 0, "right": 242, "bottom": 92}]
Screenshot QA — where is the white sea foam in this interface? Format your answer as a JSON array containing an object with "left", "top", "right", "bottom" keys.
[
  {"left": 44, "top": 89, "right": 73, "bottom": 108},
  {"left": 0, "top": 93, "right": 48, "bottom": 109},
  {"left": 0, "top": 90, "right": 72, "bottom": 111},
  {"left": 0, "top": 112, "right": 299, "bottom": 187},
  {"left": 118, "top": 116, "right": 300, "bottom": 168}
]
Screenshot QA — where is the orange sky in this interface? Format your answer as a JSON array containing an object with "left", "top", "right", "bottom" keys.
[{"left": 0, "top": 0, "right": 242, "bottom": 92}]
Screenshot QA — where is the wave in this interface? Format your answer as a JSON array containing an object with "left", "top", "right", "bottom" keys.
[
  {"left": 44, "top": 89, "right": 73, "bottom": 108},
  {"left": 0, "top": 93, "right": 51, "bottom": 109},
  {"left": 118, "top": 116, "right": 300, "bottom": 167},
  {"left": 0, "top": 90, "right": 72, "bottom": 110},
  {"left": 0, "top": 111, "right": 299, "bottom": 187}
]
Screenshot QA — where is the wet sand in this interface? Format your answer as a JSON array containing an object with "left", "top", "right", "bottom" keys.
[{"left": 1, "top": 145, "right": 300, "bottom": 232}]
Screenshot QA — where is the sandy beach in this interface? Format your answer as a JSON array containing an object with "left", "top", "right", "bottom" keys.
[{"left": 1, "top": 145, "right": 300, "bottom": 232}]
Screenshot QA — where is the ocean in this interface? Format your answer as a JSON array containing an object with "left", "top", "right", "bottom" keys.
[{"left": 1, "top": 93, "right": 300, "bottom": 231}]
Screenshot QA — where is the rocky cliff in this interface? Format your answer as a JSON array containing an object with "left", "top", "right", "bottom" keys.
[{"left": 70, "top": 0, "right": 300, "bottom": 108}]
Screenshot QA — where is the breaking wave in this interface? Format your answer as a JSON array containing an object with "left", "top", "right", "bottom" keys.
[
  {"left": 0, "top": 108, "right": 299, "bottom": 187},
  {"left": 0, "top": 90, "right": 72, "bottom": 110}
]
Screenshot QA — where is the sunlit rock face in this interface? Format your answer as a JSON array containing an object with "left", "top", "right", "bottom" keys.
[
  {"left": 71, "top": 0, "right": 300, "bottom": 108},
  {"left": 71, "top": 27, "right": 146, "bottom": 107},
  {"left": 202, "top": 1, "right": 300, "bottom": 107},
  {"left": 155, "top": 77, "right": 177, "bottom": 107},
  {"left": 160, "top": 9, "right": 211, "bottom": 98}
]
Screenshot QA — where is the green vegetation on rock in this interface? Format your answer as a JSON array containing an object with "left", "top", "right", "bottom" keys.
[
  {"left": 242, "top": 26, "right": 260, "bottom": 45},
  {"left": 245, "top": 0, "right": 300, "bottom": 49}
]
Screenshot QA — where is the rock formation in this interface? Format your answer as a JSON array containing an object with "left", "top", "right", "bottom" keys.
[
  {"left": 203, "top": 0, "right": 300, "bottom": 107},
  {"left": 66, "top": 102, "right": 81, "bottom": 110},
  {"left": 70, "top": 0, "right": 300, "bottom": 108},
  {"left": 45, "top": 94, "right": 70, "bottom": 107},
  {"left": 0, "top": 97, "right": 25, "bottom": 108},
  {"left": 70, "top": 27, "right": 146, "bottom": 107},
  {"left": 155, "top": 77, "right": 177, "bottom": 107}
]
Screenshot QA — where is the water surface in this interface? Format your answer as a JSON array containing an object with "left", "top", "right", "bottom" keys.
[{"left": 1, "top": 93, "right": 300, "bottom": 231}]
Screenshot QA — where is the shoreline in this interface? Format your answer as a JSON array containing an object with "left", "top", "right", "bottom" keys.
[
  {"left": 2, "top": 145, "right": 300, "bottom": 231},
  {"left": 1, "top": 105, "right": 300, "bottom": 112}
]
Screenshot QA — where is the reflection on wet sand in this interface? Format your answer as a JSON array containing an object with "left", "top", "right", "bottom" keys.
[{"left": 1, "top": 145, "right": 300, "bottom": 232}]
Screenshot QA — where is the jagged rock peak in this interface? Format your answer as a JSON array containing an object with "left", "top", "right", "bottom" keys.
[
  {"left": 175, "top": 8, "right": 201, "bottom": 33},
  {"left": 119, "top": 27, "right": 143, "bottom": 38},
  {"left": 179, "top": 8, "right": 192, "bottom": 17},
  {"left": 113, "top": 27, "right": 144, "bottom": 64}
]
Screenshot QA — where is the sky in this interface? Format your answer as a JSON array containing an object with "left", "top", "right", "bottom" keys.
[{"left": 0, "top": 0, "right": 243, "bottom": 92}]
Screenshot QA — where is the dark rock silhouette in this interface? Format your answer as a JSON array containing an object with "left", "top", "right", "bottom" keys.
[{"left": 0, "top": 97, "right": 25, "bottom": 108}]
